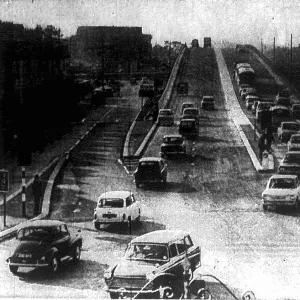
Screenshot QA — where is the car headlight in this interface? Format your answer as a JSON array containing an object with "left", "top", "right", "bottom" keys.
[
  {"left": 290, "top": 195, "right": 295, "bottom": 200},
  {"left": 104, "top": 270, "right": 113, "bottom": 280}
]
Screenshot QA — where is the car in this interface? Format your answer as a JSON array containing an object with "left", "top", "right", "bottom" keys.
[
  {"left": 245, "top": 95, "right": 259, "bottom": 110},
  {"left": 292, "top": 104, "right": 300, "bottom": 120},
  {"left": 157, "top": 109, "right": 174, "bottom": 126},
  {"left": 262, "top": 174, "right": 300, "bottom": 210},
  {"left": 104, "top": 230, "right": 201, "bottom": 299},
  {"left": 181, "top": 107, "right": 200, "bottom": 124},
  {"left": 177, "top": 82, "right": 188, "bottom": 95},
  {"left": 93, "top": 191, "right": 141, "bottom": 229},
  {"left": 238, "top": 84, "right": 252, "bottom": 95},
  {"left": 251, "top": 100, "right": 260, "bottom": 115},
  {"left": 134, "top": 157, "right": 167, "bottom": 188},
  {"left": 201, "top": 96, "right": 215, "bottom": 110},
  {"left": 160, "top": 134, "right": 187, "bottom": 158},
  {"left": 256, "top": 101, "right": 273, "bottom": 122},
  {"left": 275, "top": 91, "right": 291, "bottom": 107},
  {"left": 278, "top": 151, "right": 300, "bottom": 178},
  {"left": 241, "top": 87, "right": 257, "bottom": 100},
  {"left": 277, "top": 121, "right": 300, "bottom": 143},
  {"left": 6, "top": 220, "right": 82, "bottom": 275},
  {"left": 287, "top": 134, "right": 300, "bottom": 152},
  {"left": 179, "top": 118, "right": 198, "bottom": 140},
  {"left": 181, "top": 102, "right": 194, "bottom": 114}
]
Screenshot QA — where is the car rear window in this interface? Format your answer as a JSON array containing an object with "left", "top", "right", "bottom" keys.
[
  {"left": 291, "top": 136, "right": 300, "bottom": 143},
  {"left": 159, "top": 110, "right": 172, "bottom": 115},
  {"left": 17, "top": 227, "right": 53, "bottom": 240},
  {"left": 98, "top": 198, "right": 124, "bottom": 208},
  {"left": 282, "top": 123, "right": 299, "bottom": 131},
  {"left": 283, "top": 153, "right": 300, "bottom": 164},
  {"left": 164, "top": 137, "right": 182, "bottom": 144}
]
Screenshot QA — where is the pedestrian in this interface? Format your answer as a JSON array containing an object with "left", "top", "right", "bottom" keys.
[
  {"left": 152, "top": 103, "right": 159, "bottom": 123},
  {"left": 258, "top": 127, "right": 274, "bottom": 161},
  {"left": 32, "top": 174, "right": 43, "bottom": 216}
]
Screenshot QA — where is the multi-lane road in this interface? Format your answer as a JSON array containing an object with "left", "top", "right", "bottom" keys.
[{"left": 1, "top": 46, "right": 300, "bottom": 300}]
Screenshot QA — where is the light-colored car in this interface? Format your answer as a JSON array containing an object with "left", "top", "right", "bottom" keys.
[
  {"left": 245, "top": 95, "right": 259, "bottom": 110},
  {"left": 93, "top": 191, "right": 141, "bottom": 229},
  {"left": 262, "top": 174, "right": 300, "bottom": 210},
  {"left": 287, "top": 134, "right": 300, "bottom": 152},
  {"left": 160, "top": 134, "right": 186, "bottom": 157},
  {"left": 201, "top": 96, "right": 215, "bottom": 110},
  {"left": 181, "top": 102, "right": 194, "bottom": 114},
  {"left": 277, "top": 121, "right": 300, "bottom": 143},
  {"left": 157, "top": 109, "right": 174, "bottom": 126}
]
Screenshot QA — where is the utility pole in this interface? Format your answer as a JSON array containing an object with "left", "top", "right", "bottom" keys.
[
  {"left": 273, "top": 37, "right": 276, "bottom": 65},
  {"left": 290, "top": 33, "right": 293, "bottom": 78}
]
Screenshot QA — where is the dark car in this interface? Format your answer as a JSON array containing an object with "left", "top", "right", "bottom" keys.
[
  {"left": 6, "top": 220, "right": 82, "bottom": 275},
  {"left": 160, "top": 134, "right": 186, "bottom": 158},
  {"left": 201, "top": 96, "right": 215, "bottom": 110},
  {"left": 278, "top": 151, "right": 300, "bottom": 178},
  {"left": 134, "top": 157, "right": 167, "bottom": 188},
  {"left": 179, "top": 119, "right": 198, "bottom": 140},
  {"left": 277, "top": 121, "right": 300, "bottom": 143},
  {"left": 292, "top": 104, "right": 300, "bottom": 120},
  {"left": 104, "top": 230, "right": 201, "bottom": 299}
]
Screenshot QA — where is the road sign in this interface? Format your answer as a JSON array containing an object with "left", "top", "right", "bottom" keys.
[{"left": 0, "top": 170, "right": 9, "bottom": 193}]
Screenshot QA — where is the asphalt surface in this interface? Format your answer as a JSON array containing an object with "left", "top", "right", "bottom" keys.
[{"left": 1, "top": 47, "right": 300, "bottom": 300}]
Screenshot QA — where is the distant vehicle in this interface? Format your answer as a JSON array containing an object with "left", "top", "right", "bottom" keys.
[
  {"left": 181, "top": 107, "right": 200, "bottom": 124},
  {"left": 235, "top": 63, "right": 251, "bottom": 71},
  {"left": 203, "top": 37, "right": 211, "bottom": 48},
  {"left": 238, "top": 83, "right": 252, "bottom": 95},
  {"left": 160, "top": 134, "right": 187, "bottom": 158},
  {"left": 181, "top": 102, "right": 195, "bottom": 114},
  {"left": 139, "top": 82, "right": 155, "bottom": 97},
  {"left": 245, "top": 95, "right": 259, "bottom": 110},
  {"left": 201, "top": 96, "right": 215, "bottom": 110},
  {"left": 270, "top": 105, "right": 292, "bottom": 130},
  {"left": 262, "top": 174, "right": 300, "bottom": 210},
  {"left": 275, "top": 90, "right": 291, "bottom": 107},
  {"left": 236, "top": 67, "right": 255, "bottom": 86},
  {"left": 6, "top": 220, "right": 82, "bottom": 275},
  {"left": 179, "top": 118, "right": 198, "bottom": 140},
  {"left": 104, "top": 230, "right": 201, "bottom": 299},
  {"left": 287, "top": 134, "right": 300, "bottom": 152},
  {"left": 277, "top": 121, "right": 300, "bottom": 143},
  {"left": 191, "top": 39, "right": 199, "bottom": 48},
  {"left": 292, "top": 104, "right": 300, "bottom": 120},
  {"left": 241, "top": 87, "right": 257, "bottom": 100},
  {"left": 251, "top": 100, "right": 260, "bottom": 115},
  {"left": 157, "top": 109, "right": 174, "bottom": 126},
  {"left": 256, "top": 102, "right": 274, "bottom": 122},
  {"left": 177, "top": 82, "right": 188, "bottom": 95},
  {"left": 278, "top": 151, "right": 300, "bottom": 178},
  {"left": 134, "top": 157, "right": 167, "bottom": 188},
  {"left": 93, "top": 191, "right": 141, "bottom": 230}
]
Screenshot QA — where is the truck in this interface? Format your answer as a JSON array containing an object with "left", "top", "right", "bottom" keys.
[{"left": 204, "top": 37, "right": 211, "bottom": 48}]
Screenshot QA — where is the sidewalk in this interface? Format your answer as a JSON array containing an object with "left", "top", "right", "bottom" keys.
[{"left": 0, "top": 99, "right": 123, "bottom": 232}]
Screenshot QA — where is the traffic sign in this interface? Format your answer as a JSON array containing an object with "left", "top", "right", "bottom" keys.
[{"left": 0, "top": 170, "right": 9, "bottom": 193}]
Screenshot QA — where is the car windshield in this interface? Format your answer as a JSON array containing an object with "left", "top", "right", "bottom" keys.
[
  {"left": 269, "top": 178, "right": 296, "bottom": 189},
  {"left": 125, "top": 243, "right": 169, "bottom": 262},
  {"left": 17, "top": 227, "right": 53, "bottom": 240},
  {"left": 164, "top": 137, "right": 182, "bottom": 144},
  {"left": 283, "top": 153, "right": 300, "bottom": 164},
  {"left": 258, "top": 103, "right": 271, "bottom": 110},
  {"left": 183, "top": 109, "right": 198, "bottom": 115},
  {"left": 98, "top": 198, "right": 124, "bottom": 208},
  {"left": 291, "top": 136, "right": 300, "bottom": 143},
  {"left": 181, "top": 121, "right": 196, "bottom": 128},
  {"left": 282, "top": 123, "right": 299, "bottom": 131}
]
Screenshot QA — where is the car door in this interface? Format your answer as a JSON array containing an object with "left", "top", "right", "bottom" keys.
[
  {"left": 184, "top": 235, "right": 200, "bottom": 270},
  {"left": 51, "top": 225, "right": 71, "bottom": 259}
]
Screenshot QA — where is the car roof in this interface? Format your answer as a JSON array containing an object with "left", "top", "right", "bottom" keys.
[
  {"left": 18, "top": 220, "right": 65, "bottom": 230},
  {"left": 139, "top": 157, "right": 163, "bottom": 162},
  {"left": 131, "top": 230, "right": 189, "bottom": 244},
  {"left": 180, "top": 118, "right": 197, "bottom": 122},
  {"left": 202, "top": 95, "right": 214, "bottom": 99},
  {"left": 182, "top": 102, "right": 194, "bottom": 105},
  {"left": 159, "top": 108, "right": 172, "bottom": 112},
  {"left": 99, "top": 190, "right": 132, "bottom": 199},
  {"left": 281, "top": 121, "right": 299, "bottom": 125},
  {"left": 163, "top": 134, "right": 183, "bottom": 139},
  {"left": 269, "top": 174, "right": 298, "bottom": 180},
  {"left": 285, "top": 151, "right": 300, "bottom": 155}
]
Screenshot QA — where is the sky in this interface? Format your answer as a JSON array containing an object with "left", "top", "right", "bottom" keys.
[{"left": 0, "top": 0, "right": 299, "bottom": 47}]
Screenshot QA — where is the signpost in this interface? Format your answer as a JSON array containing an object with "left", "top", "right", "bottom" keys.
[{"left": 0, "top": 170, "right": 9, "bottom": 227}]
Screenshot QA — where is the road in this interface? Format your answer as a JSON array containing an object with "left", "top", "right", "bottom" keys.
[{"left": 1, "top": 48, "right": 300, "bottom": 300}]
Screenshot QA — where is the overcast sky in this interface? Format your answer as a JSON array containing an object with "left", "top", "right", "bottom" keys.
[{"left": 0, "top": 0, "right": 299, "bottom": 47}]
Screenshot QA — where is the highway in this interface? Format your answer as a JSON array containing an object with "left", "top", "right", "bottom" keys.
[{"left": 1, "top": 46, "right": 300, "bottom": 300}]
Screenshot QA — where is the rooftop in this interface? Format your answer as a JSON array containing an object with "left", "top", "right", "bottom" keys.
[{"left": 131, "top": 230, "right": 188, "bottom": 244}]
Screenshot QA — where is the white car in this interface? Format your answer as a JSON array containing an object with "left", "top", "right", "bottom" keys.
[
  {"left": 287, "top": 134, "right": 300, "bottom": 152},
  {"left": 93, "top": 191, "right": 141, "bottom": 229},
  {"left": 262, "top": 174, "right": 300, "bottom": 210}
]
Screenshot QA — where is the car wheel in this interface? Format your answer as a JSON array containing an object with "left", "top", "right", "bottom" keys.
[
  {"left": 94, "top": 222, "right": 101, "bottom": 230},
  {"left": 157, "top": 278, "right": 183, "bottom": 299},
  {"left": 72, "top": 245, "right": 81, "bottom": 262},
  {"left": 49, "top": 255, "right": 59, "bottom": 273},
  {"left": 9, "top": 265, "right": 18, "bottom": 275}
]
